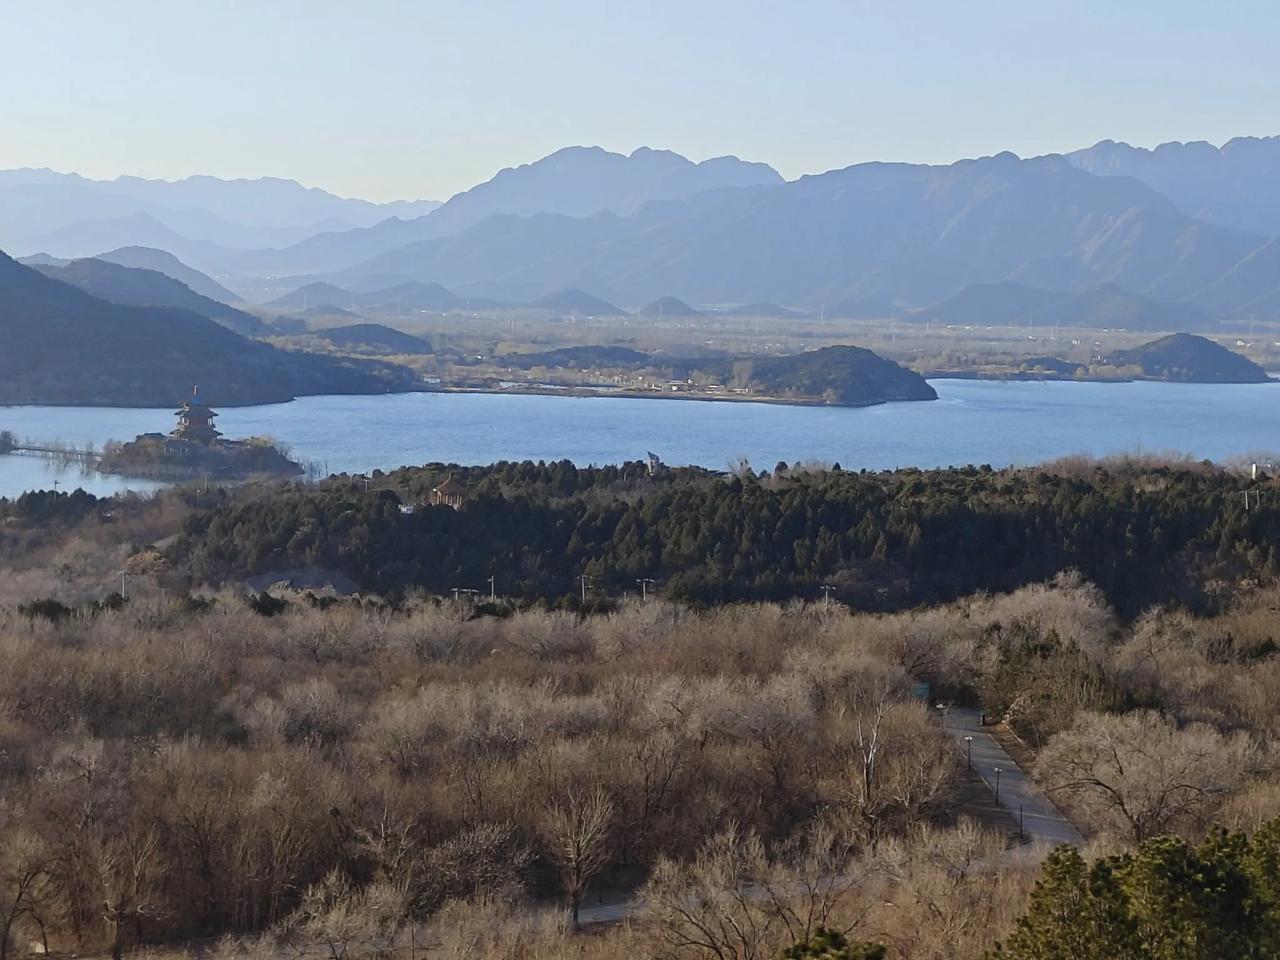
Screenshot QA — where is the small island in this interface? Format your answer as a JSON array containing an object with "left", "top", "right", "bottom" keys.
[
  {"left": 97, "top": 389, "right": 304, "bottom": 481},
  {"left": 468, "top": 343, "right": 937, "bottom": 407},
  {"left": 1097, "top": 333, "right": 1272, "bottom": 383},
  {"left": 927, "top": 333, "right": 1273, "bottom": 384}
]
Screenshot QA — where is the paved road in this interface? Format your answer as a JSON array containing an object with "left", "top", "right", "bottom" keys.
[
  {"left": 576, "top": 706, "right": 1081, "bottom": 928},
  {"left": 942, "top": 706, "right": 1083, "bottom": 847}
]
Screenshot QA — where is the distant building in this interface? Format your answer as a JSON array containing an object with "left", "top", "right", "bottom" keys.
[
  {"left": 430, "top": 474, "right": 466, "bottom": 509},
  {"left": 171, "top": 387, "right": 222, "bottom": 445}
]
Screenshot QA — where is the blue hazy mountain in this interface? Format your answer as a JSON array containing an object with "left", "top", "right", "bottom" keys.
[
  {"left": 32, "top": 258, "right": 265, "bottom": 337},
  {"left": 255, "top": 146, "right": 784, "bottom": 275},
  {"left": 0, "top": 251, "right": 416, "bottom": 406},
  {"left": 95, "top": 246, "right": 243, "bottom": 304},
  {"left": 319, "top": 150, "right": 1280, "bottom": 322},
  {"left": 920, "top": 281, "right": 1216, "bottom": 331},
  {"left": 1066, "top": 136, "right": 1280, "bottom": 237},
  {"left": 529, "top": 288, "right": 628, "bottom": 316},
  {"left": 639, "top": 296, "right": 701, "bottom": 317},
  {"left": 0, "top": 168, "right": 439, "bottom": 260}
]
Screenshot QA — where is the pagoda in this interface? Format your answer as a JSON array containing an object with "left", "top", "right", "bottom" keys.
[
  {"left": 171, "top": 387, "right": 222, "bottom": 445},
  {"left": 430, "top": 474, "right": 466, "bottom": 509}
]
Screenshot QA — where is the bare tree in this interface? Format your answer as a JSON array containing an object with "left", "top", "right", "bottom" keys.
[
  {"left": 0, "top": 830, "right": 49, "bottom": 960},
  {"left": 826, "top": 680, "right": 952, "bottom": 844},
  {"left": 94, "top": 827, "right": 164, "bottom": 960},
  {"left": 541, "top": 788, "right": 614, "bottom": 930},
  {"left": 643, "top": 823, "right": 867, "bottom": 960},
  {"left": 1038, "top": 709, "right": 1254, "bottom": 842},
  {"left": 280, "top": 870, "right": 404, "bottom": 960}
]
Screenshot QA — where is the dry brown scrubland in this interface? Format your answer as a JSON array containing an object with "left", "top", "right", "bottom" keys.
[{"left": 0, "top": 573, "right": 1278, "bottom": 960}]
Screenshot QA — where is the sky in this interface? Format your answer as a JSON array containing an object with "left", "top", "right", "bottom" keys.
[{"left": 2, "top": 0, "right": 1277, "bottom": 202}]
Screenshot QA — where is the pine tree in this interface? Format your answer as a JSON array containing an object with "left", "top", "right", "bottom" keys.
[{"left": 989, "top": 846, "right": 1139, "bottom": 959}]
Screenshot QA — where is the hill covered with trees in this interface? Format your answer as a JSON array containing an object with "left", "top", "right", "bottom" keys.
[
  {"left": 0, "top": 252, "right": 419, "bottom": 406},
  {"left": 1102, "top": 331, "right": 1271, "bottom": 382},
  {"left": 174, "top": 457, "right": 1280, "bottom": 615},
  {"left": 34, "top": 256, "right": 265, "bottom": 336},
  {"left": 698, "top": 345, "right": 937, "bottom": 405}
]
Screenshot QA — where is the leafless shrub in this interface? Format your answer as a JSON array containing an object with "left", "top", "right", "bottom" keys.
[{"left": 1038, "top": 709, "right": 1255, "bottom": 842}]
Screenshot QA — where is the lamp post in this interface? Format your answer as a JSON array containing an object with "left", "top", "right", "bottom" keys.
[
  {"left": 963, "top": 735, "right": 974, "bottom": 772},
  {"left": 636, "top": 577, "right": 656, "bottom": 600},
  {"left": 994, "top": 767, "right": 1004, "bottom": 803}
]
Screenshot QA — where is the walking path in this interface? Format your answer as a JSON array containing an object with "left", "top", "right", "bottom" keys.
[{"left": 942, "top": 705, "right": 1083, "bottom": 847}]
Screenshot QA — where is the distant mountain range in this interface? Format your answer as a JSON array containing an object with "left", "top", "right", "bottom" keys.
[
  {"left": 325, "top": 149, "right": 1280, "bottom": 321},
  {"left": 8, "top": 136, "right": 1280, "bottom": 328},
  {"left": 0, "top": 169, "right": 439, "bottom": 264},
  {"left": 0, "top": 252, "right": 416, "bottom": 406},
  {"left": 1066, "top": 136, "right": 1280, "bottom": 237},
  {"left": 254, "top": 147, "right": 783, "bottom": 276}
]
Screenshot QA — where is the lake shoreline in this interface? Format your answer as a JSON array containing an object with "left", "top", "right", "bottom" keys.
[
  {"left": 922, "top": 369, "right": 1278, "bottom": 385},
  {"left": 2, "top": 379, "right": 1278, "bottom": 500},
  {"left": 3, "top": 369, "right": 1274, "bottom": 414},
  {"left": 424, "top": 383, "right": 935, "bottom": 408}
]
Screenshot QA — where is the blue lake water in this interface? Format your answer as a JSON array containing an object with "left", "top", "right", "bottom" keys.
[{"left": 1, "top": 379, "right": 1277, "bottom": 498}]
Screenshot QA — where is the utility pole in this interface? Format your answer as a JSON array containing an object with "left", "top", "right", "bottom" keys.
[
  {"left": 579, "top": 574, "right": 593, "bottom": 603},
  {"left": 636, "top": 577, "right": 655, "bottom": 600}
]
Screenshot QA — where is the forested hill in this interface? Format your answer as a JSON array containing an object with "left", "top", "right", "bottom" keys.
[
  {"left": 697, "top": 345, "right": 937, "bottom": 405},
  {"left": 175, "top": 459, "right": 1280, "bottom": 615},
  {"left": 0, "top": 251, "right": 419, "bottom": 406},
  {"left": 1103, "top": 332, "right": 1271, "bottom": 382}
]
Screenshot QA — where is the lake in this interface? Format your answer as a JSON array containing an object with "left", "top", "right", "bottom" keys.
[{"left": 1, "top": 379, "right": 1277, "bottom": 498}]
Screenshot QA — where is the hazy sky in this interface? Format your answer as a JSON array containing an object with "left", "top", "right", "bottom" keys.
[{"left": 3, "top": 0, "right": 1276, "bottom": 202}]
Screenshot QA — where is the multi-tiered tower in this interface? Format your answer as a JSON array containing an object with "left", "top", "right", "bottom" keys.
[{"left": 171, "top": 387, "right": 222, "bottom": 445}]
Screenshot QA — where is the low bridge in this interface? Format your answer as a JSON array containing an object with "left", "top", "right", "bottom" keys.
[{"left": 0, "top": 432, "right": 101, "bottom": 464}]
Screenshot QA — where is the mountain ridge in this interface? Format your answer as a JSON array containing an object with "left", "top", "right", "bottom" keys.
[
  {"left": 331, "top": 151, "right": 1279, "bottom": 315},
  {"left": 0, "top": 251, "right": 416, "bottom": 406},
  {"left": 249, "top": 146, "right": 783, "bottom": 275}
]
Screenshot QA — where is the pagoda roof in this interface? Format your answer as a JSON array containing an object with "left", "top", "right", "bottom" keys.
[
  {"left": 433, "top": 475, "right": 465, "bottom": 495},
  {"left": 176, "top": 403, "right": 217, "bottom": 415}
]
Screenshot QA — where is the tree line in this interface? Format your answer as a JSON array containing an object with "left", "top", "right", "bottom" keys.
[{"left": 172, "top": 458, "right": 1280, "bottom": 614}]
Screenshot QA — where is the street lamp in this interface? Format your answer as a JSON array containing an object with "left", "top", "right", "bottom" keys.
[
  {"left": 963, "top": 735, "right": 974, "bottom": 772},
  {"left": 636, "top": 577, "right": 656, "bottom": 600},
  {"left": 994, "top": 766, "right": 1004, "bottom": 803}
]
